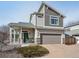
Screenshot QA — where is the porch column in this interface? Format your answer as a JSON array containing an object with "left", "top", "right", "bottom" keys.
[
  {"left": 20, "top": 27, "right": 22, "bottom": 44},
  {"left": 9, "top": 27, "right": 12, "bottom": 44},
  {"left": 14, "top": 29, "right": 16, "bottom": 44},
  {"left": 61, "top": 34, "right": 65, "bottom": 44},
  {"left": 34, "top": 29, "right": 38, "bottom": 44}
]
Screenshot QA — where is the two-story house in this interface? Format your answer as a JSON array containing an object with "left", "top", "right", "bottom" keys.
[{"left": 8, "top": 2, "right": 65, "bottom": 46}]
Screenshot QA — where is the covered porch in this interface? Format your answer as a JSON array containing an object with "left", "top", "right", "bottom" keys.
[{"left": 9, "top": 23, "right": 35, "bottom": 46}]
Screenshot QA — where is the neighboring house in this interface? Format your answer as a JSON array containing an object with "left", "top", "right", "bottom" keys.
[
  {"left": 8, "top": 2, "right": 65, "bottom": 46},
  {"left": 65, "top": 23, "right": 79, "bottom": 44}
]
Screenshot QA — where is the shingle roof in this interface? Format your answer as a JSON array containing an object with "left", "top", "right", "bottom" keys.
[
  {"left": 8, "top": 22, "right": 35, "bottom": 28},
  {"left": 65, "top": 29, "right": 79, "bottom": 35},
  {"left": 65, "top": 21, "right": 79, "bottom": 28},
  {"left": 8, "top": 22, "right": 64, "bottom": 30}
]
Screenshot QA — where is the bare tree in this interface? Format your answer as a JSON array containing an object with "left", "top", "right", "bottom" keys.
[
  {"left": 0, "top": 25, "right": 9, "bottom": 33},
  {"left": 0, "top": 25, "right": 9, "bottom": 45}
]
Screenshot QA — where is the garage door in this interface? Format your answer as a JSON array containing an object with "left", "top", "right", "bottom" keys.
[{"left": 41, "top": 34, "right": 61, "bottom": 44}]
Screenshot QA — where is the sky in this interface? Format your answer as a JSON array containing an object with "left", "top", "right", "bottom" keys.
[{"left": 0, "top": 1, "right": 79, "bottom": 26}]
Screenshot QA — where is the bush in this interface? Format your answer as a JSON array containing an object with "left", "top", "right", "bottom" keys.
[{"left": 17, "top": 45, "right": 49, "bottom": 57}]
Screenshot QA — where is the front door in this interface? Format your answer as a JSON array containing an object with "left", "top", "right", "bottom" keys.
[{"left": 23, "top": 31, "right": 29, "bottom": 43}]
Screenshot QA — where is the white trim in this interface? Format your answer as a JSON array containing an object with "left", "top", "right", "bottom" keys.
[
  {"left": 20, "top": 27, "right": 22, "bottom": 44},
  {"left": 9, "top": 27, "right": 12, "bottom": 44},
  {"left": 9, "top": 27, "right": 15, "bottom": 44},
  {"left": 43, "top": 26, "right": 64, "bottom": 30},
  {"left": 44, "top": 5, "right": 45, "bottom": 27},
  {"left": 34, "top": 29, "right": 38, "bottom": 44},
  {"left": 61, "top": 35, "right": 62, "bottom": 44},
  {"left": 14, "top": 29, "right": 16, "bottom": 44},
  {"left": 61, "top": 34, "right": 63, "bottom": 44},
  {"left": 49, "top": 15, "right": 59, "bottom": 25},
  {"left": 61, "top": 34, "right": 65, "bottom": 44}
]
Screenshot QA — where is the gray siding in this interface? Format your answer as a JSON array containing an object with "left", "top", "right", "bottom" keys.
[
  {"left": 38, "top": 29, "right": 63, "bottom": 35},
  {"left": 36, "top": 29, "right": 63, "bottom": 44},
  {"left": 45, "top": 5, "right": 63, "bottom": 27}
]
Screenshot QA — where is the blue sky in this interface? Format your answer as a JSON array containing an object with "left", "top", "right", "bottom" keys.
[{"left": 0, "top": 1, "right": 79, "bottom": 26}]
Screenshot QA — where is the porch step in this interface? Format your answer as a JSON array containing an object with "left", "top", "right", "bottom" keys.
[
  {"left": 21, "top": 43, "right": 36, "bottom": 47},
  {"left": 21, "top": 44, "right": 30, "bottom": 47}
]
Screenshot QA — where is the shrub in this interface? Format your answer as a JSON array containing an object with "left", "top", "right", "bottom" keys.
[{"left": 17, "top": 45, "right": 49, "bottom": 57}]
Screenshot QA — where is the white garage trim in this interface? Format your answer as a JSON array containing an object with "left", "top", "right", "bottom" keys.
[{"left": 61, "top": 34, "right": 65, "bottom": 44}]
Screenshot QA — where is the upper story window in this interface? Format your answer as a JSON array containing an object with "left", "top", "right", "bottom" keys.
[
  {"left": 50, "top": 15, "right": 59, "bottom": 25},
  {"left": 37, "top": 14, "right": 43, "bottom": 18}
]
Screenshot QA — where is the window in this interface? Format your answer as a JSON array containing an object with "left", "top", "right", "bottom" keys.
[
  {"left": 50, "top": 15, "right": 59, "bottom": 25},
  {"left": 37, "top": 14, "right": 43, "bottom": 18}
]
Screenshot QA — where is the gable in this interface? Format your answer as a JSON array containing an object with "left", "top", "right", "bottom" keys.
[
  {"left": 38, "top": 2, "right": 65, "bottom": 18},
  {"left": 45, "top": 5, "right": 59, "bottom": 16},
  {"left": 45, "top": 4, "right": 64, "bottom": 27},
  {"left": 38, "top": 4, "right": 45, "bottom": 13}
]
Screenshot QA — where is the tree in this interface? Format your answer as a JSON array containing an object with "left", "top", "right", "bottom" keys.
[
  {"left": 0, "top": 25, "right": 9, "bottom": 45},
  {"left": 0, "top": 25, "right": 9, "bottom": 33}
]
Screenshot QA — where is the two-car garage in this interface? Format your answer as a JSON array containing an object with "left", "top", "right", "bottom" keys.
[
  {"left": 36, "top": 29, "right": 63, "bottom": 44},
  {"left": 40, "top": 34, "right": 61, "bottom": 44}
]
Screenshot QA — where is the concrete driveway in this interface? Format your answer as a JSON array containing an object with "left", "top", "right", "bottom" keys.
[{"left": 41, "top": 44, "right": 79, "bottom": 58}]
